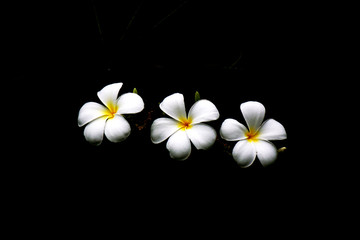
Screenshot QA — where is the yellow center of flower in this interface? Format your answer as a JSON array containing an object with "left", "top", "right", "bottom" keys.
[
  {"left": 178, "top": 117, "right": 193, "bottom": 131},
  {"left": 245, "top": 128, "right": 260, "bottom": 142},
  {"left": 104, "top": 102, "right": 118, "bottom": 119}
]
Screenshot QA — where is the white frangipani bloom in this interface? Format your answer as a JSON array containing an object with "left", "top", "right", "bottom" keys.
[
  {"left": 220, "top": 101, "right": 287, "bottom": 168},
  {"left": 151, "top": 93, "right": 220, "bottom": 160},
  {"left": 78, "top": 82, "right": 144, "bottom": 145}
]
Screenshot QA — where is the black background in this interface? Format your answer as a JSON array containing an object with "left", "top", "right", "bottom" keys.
[
  {"left": 67, "top": 1, "right": 296, "bottom": 174},
  {"left": 7, "top": 0, "right": 330, "bottom": 231},
  {"left": 68, "top": 0, "right": 310, "bottom": 196}
]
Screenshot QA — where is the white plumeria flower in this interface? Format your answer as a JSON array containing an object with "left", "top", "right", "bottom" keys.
[
  {"left": 220, "top": 101, "right": 287, "bottom": 168},
  {"left": 151, "top": 93, "right": 220, "bottom": 160},
  {"left": 78, "top": 82, "right": 144, "bottom": 145}
]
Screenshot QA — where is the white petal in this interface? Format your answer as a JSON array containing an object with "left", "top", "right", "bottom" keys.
[
  {"left": 166, "top": 130, "right": 191, "bottom": 160},
  {"left": 97, "top": 82, "right": 123, "bottom": 109},
  {"left": 78, "top": 102, "right": 108, "bottom": 127},
  {"left": 151, "top": 118, "right": 180, "bottom": 144},
  {"left": 104, "top": 115, "right": 131, "bottom": 143},
  {"left": 220, "top": 118, "right": 248, "bottom": 141},
  {"left": 240, "top": 101, "right": 265, "bottom": 131},
  {"left": 232, "top": 140, "right": 256, "bottom": 168},
  {"left": 160, "top": 93, "right": 187, "bottom": 121},
  {"left": 188, "top": 99, "right": 220, "bottom": 124},
  {"left": 116, "top": 93, "right": 144, "bottom": 114},
  {"left": 254, "top": 140, "right": 278, "bottom": 167},
  {"left": 83, "top": 117, "right": 107, "bottom": 145},
  {"left": 186, "top": 123, "right": 217, "bottom": 150},
  {"left": 258, "top": 119, "right": 287, "bottom": 141}
]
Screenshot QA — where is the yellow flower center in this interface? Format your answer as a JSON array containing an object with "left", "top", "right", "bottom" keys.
[
  {"left": 178, "top": 117, "right": 193, "bottom": 131},
  {"left": 104, "top": 102, "right": 118, "bottom": 119},
  {"left": 245, "top": 128, "right": 260, "bottom": 142}
]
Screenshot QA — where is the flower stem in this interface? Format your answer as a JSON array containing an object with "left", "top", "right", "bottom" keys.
[
  {"left": 91, "top": 0, "right": 104, "bottom": 42},
  {"left": 152, "top": 0, "right": 189, "bottom": 30}
]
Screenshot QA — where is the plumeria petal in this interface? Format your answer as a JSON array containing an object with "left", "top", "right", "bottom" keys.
[
  {"left": 83, "top": 117, "right": 107, "bottom": 145},
  {"left": 254, "top": 140, "right": 278, "bottom": 167},
  {"left": 186, "top": 123, "right": 216, "bottom": 150},
  {"left": 240, "top": 101, "right": 265, "bottom": 131},
  {"left": 97, "top": 82, "right": 123, "bottom": 110},
  {"left": 160, "top": 93, "right": 187, "bottom": 121},
  {"left": 151, "top": 118, "right": 180, "bottom": 144},
  {"left": 258, "top": 119, "right": 287, "bottom": 141},
  {"left": 188, "top": 99, "right": 219, "bottom": 124},
  {"left": 220, "top": 118, "right": 248, "bottom": 141},
  {"left": 166, "top": 130, "right": 191, "bottom": 160},
  {"left": 78, "top": 102, "right": 108, "bottom": 127},
  {"left": 232, "top": 140, "right": 256, "bottom": 168},
  {"left": 116, "top": 93, "right": 144, "bottom": 115},
  {"left": 104, "top": 115, "right": 131, "bottom": 143}
]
